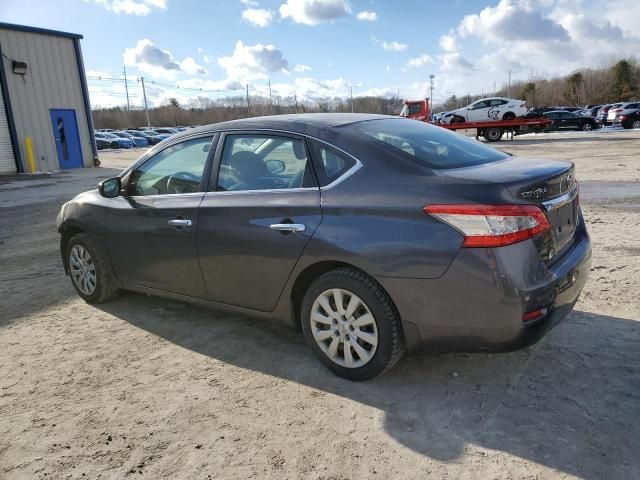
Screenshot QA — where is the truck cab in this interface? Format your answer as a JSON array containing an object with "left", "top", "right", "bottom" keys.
[{"left": 400, "top": 99, "right": 429, "bottom": 122}]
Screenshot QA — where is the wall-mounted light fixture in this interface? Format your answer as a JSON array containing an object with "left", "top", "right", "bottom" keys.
[{"left": 12, "top": 60, "right": 27, "bottom": 75}]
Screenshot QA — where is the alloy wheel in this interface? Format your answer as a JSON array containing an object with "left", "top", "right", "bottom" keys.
[
  {"left": 583, "top": 123, "right": 592, "bottom": 131},
  {"left": 69, "top": 244, "right": 97, "bottom": 295},
  {"left": 633, "top": 120, "right": 640, "bottom": 129},
  {"left": 310, "top": 288, "right": 378, "bottom": 368}
]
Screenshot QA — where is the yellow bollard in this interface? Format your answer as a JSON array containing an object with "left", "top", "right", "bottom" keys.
[{"left": 25, "top": 136, "right": 36, "bottom": 173}]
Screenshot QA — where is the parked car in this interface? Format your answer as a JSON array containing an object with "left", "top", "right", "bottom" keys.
[
  {"left": 541, "top": 111, "right": 601, "bottom": 131},
  {"left": 95, "top": 132, "right": 134, "bottom": 149},
  {"left": 95, "top": 135, "right": 112, "bottom": 150},
  {"left": 113, "top": 131, "right": 149, "bottom": 148},
  {"left": 95, "top": 132, "right": 121, "bottom": 149},
  {"left": 607, "top": 101, "right": 640, "bottom": 124},
  {"left": 587, "top": 105, "right": 603, "bottom": 117},
  {"left": 614, "top": 110, "right": 640, "bottom": 129},
  {"left": 126, "top": 130, "right": 164, "bottom": 145},
  {"left": 596, "top": 103, "right": 622, "bottom": 125},
  {"left": 57, "top": 114, "right": 591, "bottom": 380},
  {"left": 443, "top": 97, "right": 527, "bottom": 124},
  {"left": 151, "top": 127, "right": 180, "bottom": 136}
]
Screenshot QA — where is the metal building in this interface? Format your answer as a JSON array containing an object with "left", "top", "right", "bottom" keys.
[{"left": 0, "top": 22, "right": 96, "bottom": 175}]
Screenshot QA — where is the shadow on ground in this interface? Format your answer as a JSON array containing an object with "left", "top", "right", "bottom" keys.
[{"left": 98, "top": 293, "right": 640, "bottom": 480}]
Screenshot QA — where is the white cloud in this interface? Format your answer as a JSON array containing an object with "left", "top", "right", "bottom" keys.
[
  {"left": 279, "top": 0, "right": 351, "bottom": 25},
  {"left": 218, "top": 40, "right": 289, "bottom": 82},
  {"left": 85, "top": 0, "right": 167, "bottom": 15},
  {"left": 123, "top": 39, "right": 207, "bottom": 78},
  {"left": 271, "top": 76, "right": 352, "bottom": 100},
  {"left": 407, "top": 54, "right": 435, "bottom": 67},
  {"left": 242, "top": 8, "right": 274, "bottom": 27},
  {"left": 293, "top": 64, "right": 312, "bottom": 72},
  {"left": 372, "top": 36, "right": 408, "bottom": 52},
  {"left": 440, "top": 52, "right": 473, "bottom": 72},
  {"left": 356, "top": 10, "right": 377, "bottom": 21},
  {"left": 240, "top": 0, "right": 258, "bottom": 5},
  {"left": 458, "top": 0, "right": 569, "bottom": 42},
  {"left": 439, "top": 32, "right": 457, "bottom": 52}
]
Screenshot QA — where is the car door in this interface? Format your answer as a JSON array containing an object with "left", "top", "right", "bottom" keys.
[
  {"left": 488, "top": 99, "right": 508, "bottom": 120},
  {"left": 466, "top": 100, "right": 488, "bottom": 122},
  {"left": 196, "top": 131, "right": 322, "bottom": 312},
  {"left": 106, "top": 134, "right": 216, "bottom": 297}
]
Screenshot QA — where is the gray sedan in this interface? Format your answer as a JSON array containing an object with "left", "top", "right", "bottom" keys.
[{"left": 57, "top": 114, "right": 591, "bottom": 380}]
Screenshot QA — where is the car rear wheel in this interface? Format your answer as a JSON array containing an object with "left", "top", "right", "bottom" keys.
[
  {"left": 582, "top": 123, "right": 593, "bottom": 131},
  {"left": 502, "top": 112, "right": 516, "bottom": 121},
  {"left": 67, "top": 233, "right": 119, "bottom": 304},
  {"left": 301, "top": 267, "right": 404, "bottom": 380},
  {"left": 483, "top": 127, "right": 503, "bottom": 142}
]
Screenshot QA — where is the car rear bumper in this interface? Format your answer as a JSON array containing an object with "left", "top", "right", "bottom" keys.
[{"left": 377, "top": 211, "right": 591, "bottom": 353}]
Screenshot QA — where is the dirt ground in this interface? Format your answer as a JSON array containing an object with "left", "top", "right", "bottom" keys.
[{"left": 1, "top": 129, "right": 639, "bottom": 480}]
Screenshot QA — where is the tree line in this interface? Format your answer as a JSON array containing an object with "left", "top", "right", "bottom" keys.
[{"left": 92, "top": 59, "right": 639, "bottom": 129}]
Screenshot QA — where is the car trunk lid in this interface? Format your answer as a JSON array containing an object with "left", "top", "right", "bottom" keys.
[{"left": 436, "top": 156, "right": 578, "bottom": 261}]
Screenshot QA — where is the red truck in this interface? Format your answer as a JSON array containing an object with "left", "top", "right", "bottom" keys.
[{"left": 400, "top": 99, "right": 552, "bottom": 142}]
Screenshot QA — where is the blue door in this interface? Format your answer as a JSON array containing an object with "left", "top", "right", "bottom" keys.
[{"left": 50, "top": 109, "right": 83, "bottom": 169}]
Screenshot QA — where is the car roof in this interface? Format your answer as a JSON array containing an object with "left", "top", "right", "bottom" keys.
[
  {"left": 170, "top": 113, "right": 397, "bottom": 140},
  {"left": 545, "top": 110, "right": 575, "bottom": 114}
]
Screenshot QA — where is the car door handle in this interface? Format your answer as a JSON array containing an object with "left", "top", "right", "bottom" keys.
[
  {"left": 269, "top": 223, "right": 305, "bottom": 233},
  {"left": 168, "top": 218, "right": 192, "bottom": 227}
]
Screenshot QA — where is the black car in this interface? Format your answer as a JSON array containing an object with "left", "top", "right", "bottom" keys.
[
  {"left": 615, "top": 110, "right": 640, "bottom": 129},
  {"left": 95, "top": 136, "right": 112, "bottom": 150},
  {"left": 126, "top": 130, "right": 163, "bottom": 145},
  {"left": 542, "top": 111, "right": 600, "bottom": 131},
  {"left": 57, "top": 114, "right": 591, "bottom": 380}
]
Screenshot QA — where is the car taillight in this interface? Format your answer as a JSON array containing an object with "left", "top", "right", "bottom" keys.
[
  {"left": 619, "top": 115, "right": 627, "bottom": 120},
  {"left": 424, "top": 204, "right": 550, "bottom": 247}
]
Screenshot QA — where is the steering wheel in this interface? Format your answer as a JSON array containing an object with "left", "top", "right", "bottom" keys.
[{"left": 166, "top": 171, "right": 201, "bottom": 194}]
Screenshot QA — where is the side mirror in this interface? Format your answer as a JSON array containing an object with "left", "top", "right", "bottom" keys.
[
  {"left": 265, "top": 159, "right": 286, "bottom": 174},
  {"left": 98, "top": 177, "right": 121, "bottom": 198}
]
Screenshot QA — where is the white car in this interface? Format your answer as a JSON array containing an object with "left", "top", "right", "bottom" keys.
[{"left": 443, "top": 97, "right": 527, "bottom": 124}]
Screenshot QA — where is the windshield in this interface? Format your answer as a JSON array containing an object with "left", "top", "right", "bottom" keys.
[{"left": 350, "top": 118, "right": 509, "bottom": 169}]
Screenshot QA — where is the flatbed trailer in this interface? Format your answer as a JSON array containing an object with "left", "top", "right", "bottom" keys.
[{"left": 437, "top": 117, "right": 553, "bottom": 142}]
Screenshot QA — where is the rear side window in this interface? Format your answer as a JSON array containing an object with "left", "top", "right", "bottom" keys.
[
  {"left": 307, "top": 139, "right": 356, "bottom": 186},
  {"left": 351, "top": 118, "right": 509, "bottom": 169}
]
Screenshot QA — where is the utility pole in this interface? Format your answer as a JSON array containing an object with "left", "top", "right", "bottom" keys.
[
  {"left": 140, "top": 76, "right": 150, "bottom": 127},
  {"left": 246, "top": 83, "right": 250, "bottom": 113},
  {"left": 268, "top": 79, "right": 273, "bottom": 114},
  {"left": 350, "top": 87, "right": 354, "bottom": 113},
  {"left": 123, "top": 66, "right": 130, "bottom": 111},
  {"left": 294, "top": 93, "right": 298, "bottom": 113},
  {"left": 507, "top": 69, "right": 511, "bottom": 99},
  {"left": 429, "top": 74, "right": 435, "bottom": 110},
  {"left": 493, "top": 81, "right": 496, "bottom": 97}
]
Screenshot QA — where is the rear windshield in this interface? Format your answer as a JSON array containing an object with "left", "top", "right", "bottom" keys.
[{"left": 350, "top": 118, "right": 509, "bottom": 169}]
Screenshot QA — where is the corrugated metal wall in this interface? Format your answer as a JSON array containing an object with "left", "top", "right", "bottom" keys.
[{"left": 0, "top": 28, "right": 93, "bottom": 172}]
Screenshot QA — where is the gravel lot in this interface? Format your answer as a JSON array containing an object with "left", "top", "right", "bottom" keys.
[{"left": 1, "top": 129, "right": 639, "bottom": 479}]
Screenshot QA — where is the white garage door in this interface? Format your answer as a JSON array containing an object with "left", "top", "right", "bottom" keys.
[{"left": 0, "top": 81, "right": 17, "bottom": 175}]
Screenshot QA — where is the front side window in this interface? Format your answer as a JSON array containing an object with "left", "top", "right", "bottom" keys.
[
  {"left": 216, "top": 134, "right": 315, "bottom": 191},
  {"left": 470, "top": 101, "right": 488, "bottom": 110},
  {"left": 128, "top": 136, "right": 213, "bottom": 196},
  {"left": 351, "top": 118, "right": 509, "bottom": 169}
]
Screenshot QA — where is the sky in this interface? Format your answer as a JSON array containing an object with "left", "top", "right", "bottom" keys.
[{"left": 1, "top": 0, "right": 639, "bottom": 108}]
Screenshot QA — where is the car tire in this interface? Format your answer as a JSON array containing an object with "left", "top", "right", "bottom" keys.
[
  {"left": 632, "top": 120, "right": 640, "bottom": 129},
  {"left": 66, "top": 233, "right": 119, "bottom": 304},
  {"left": 483, "top": 127, "right": 503, "bottom": 142},
  {"left": 582, "top": 123, "right": 593, "bottom": 131},
  {"left": 502, "top": 112, "right": 516, "bottom": 121},
  {"left": 300, "top": 267, "right": 405, "bottom": 381}
]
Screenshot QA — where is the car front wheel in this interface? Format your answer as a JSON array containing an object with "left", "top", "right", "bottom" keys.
[
  {"left": 301, "top": 267, "right": 405, "bottom": 380},
  {"left": 66, "top": 233, "right": 119, "bottom": 303},
  {"left": 582, "top": 123, "right": 593, "bottom": 131}
]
